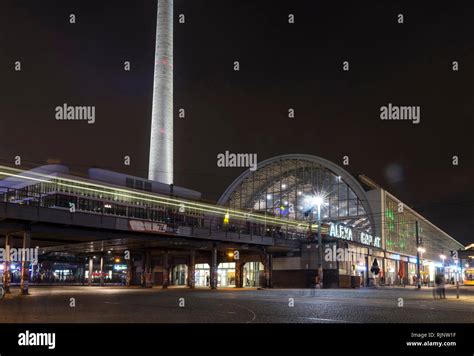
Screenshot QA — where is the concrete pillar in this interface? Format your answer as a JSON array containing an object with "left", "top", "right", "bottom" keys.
[
  {"left": 146, "top": 251, "right": 152, "bottom": 273},
  {"left": 20, "top": 231, "right": 31, "bottom": 295},
  {"left": 141, "top": 252, "right": 146, "bottom": 287},
  {"left": 99, "top": 255, "right": 105, "bottom": 286},
  {"left": 264, "top": 253, "right": 272, "bottom": 288},
  {"left": 145, "top": 251, "right": 152, "bottom": 288},
  {"left": 162, "top": 251, "right": 169, "bottom": 288},
  {"left": 3, "top": 235, "right": 11, "bottom": 293},
  {"left": 235, "top": 261, "right": 244, "bottom": 288},
  {"left": 80, "top": 264, "right": 86, "bottom": 285},
  {"left": 31, "top": 262, "right": 35, "bottom": 284},
  {"left": 126, "top": 256, "right": 133, "bottom": 287},
  {"left": 88, "top": 257, "right": 93, "bottom": 286},
  {"left": 382, "top": 255, "right": 386, "bottom": 285},
  {"left": 210, "top": 244, "right": 218, "bottom": 289},
  {"left": 365, "top": 255, "right": 369, "bottom": 287},
  {"left": 188, "top": 250, "right": 196, "bottom": 288}
]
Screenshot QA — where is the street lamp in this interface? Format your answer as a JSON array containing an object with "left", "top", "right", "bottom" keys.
[
  {"left": 417, "top": 247, "right": 425, "bottom": 287},
  {"left": 304, "top": 193, "right": 326, "bottom": 287},
  {"left": 440, "top": 254, "right": 446, "bottom": 263},
  {"left": 315, "top": 195, "right": 324, "bottom": 288}
]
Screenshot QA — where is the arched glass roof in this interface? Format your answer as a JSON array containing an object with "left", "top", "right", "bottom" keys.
[{"left": 219, "top": 154, "right": 375, "bottom": 234}]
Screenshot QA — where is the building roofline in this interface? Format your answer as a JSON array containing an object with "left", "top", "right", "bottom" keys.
[{"left": 217, "top": 153, "right": 377, "bottom": 234}]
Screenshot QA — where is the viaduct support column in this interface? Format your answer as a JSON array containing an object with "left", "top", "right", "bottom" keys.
[
  {"left": 88, "top": 257, "right": 93, "bottom": 286},
  {"left": 235, "top": 261, "right": 244, "bottom": 288},
  {"left": 3, "top": 235, "right": 11, "bottom": 293},
  {"left": 20, "top": 231, "right": 31, "bottom": 295},
  {"left": 126, "top": 254, "right": 133, "bottom": 287},
  {"left": 141, "top": 252, "right": 146, "bottom": 287},
  {"left": 162, "top": 251, "right": 169, "bottom": 289},
  {"left": 99, "top": 255, "right": 105, "bottom": 287},
  {"left": 264, "top": 252, "right": 273, "bottom": 289},
  {"left": 210, "top": 244, "right": 218, "bottom": 289},
  {"left": 188, "top": 250, "right": 195, "bottom": 288},
  {"left": 145, "top": 251, "right": 152, "bottom": 288}
]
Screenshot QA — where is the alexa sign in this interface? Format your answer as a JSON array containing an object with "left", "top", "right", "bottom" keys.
[
  {"left": 328, "top": 222, "right": 381, "bottom": 248},
  {"left": 329, "top": 223, "right": 353, "bottom": 241}
]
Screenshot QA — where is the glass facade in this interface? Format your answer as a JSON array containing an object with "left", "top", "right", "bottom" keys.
[
  {"left": 243, "top": 262, "right": 264, "bottom": 287},
  {"left": 217, "top": 262, "right": 235, "bottom": 287},
  {"left": 384, "top": 195, "right": 417, "bottom": 256},
  {"left": 195, "top": 264, "right": 210, "bottom": 287},
  {"left": 383, "top": 193, "right": 462, "bottom": 262},
  {"left": 172, "top": 264, "right": 187, "bottom": 285},
  {"left": 223, "top": 158, "right": 372, "bottom": 234}
]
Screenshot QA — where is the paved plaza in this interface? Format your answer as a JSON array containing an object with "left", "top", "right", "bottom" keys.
[{"left": 0, "top": 285, "right": 473, "bottom": 323}]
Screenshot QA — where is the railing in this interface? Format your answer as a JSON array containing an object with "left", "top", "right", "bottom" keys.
[{"left": 0, "top": 186, "right": 308, "bottom": 242}]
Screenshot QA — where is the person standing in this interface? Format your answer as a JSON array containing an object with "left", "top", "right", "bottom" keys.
[
  {"left": 440, "top": 275, "right": 446, "bottom": 299},
  {"left": 434, "top": 274, "right": 441, "bottom": 299}
]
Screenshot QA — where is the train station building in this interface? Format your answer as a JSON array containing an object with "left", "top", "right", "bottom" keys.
[
  {"left": 218, "top": 154, "right": 465, "bottom": 288},
  {"left": 0, "top": 154, "right": 466, "bottom": 292}
]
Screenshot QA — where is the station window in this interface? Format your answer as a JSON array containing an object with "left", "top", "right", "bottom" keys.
[
  {"left": 125, "top": 178, "right": 134, "bottom": 189},
  {"left": 134, "top": 180, "right": 144, "bottom": 191}
]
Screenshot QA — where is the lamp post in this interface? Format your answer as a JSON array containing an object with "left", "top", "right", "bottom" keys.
[
  {"left": 315, "top": 196, "right": 324, "bottom": 288},
  {"left": 440, "top": 254, "right": 446, "bottom": 265},
  {"left": 417, "top": 247, "right": 425, "bottom": 287},
  {"left": 440, "top": 254, "right": 446, "bottom": 279},
  {"left": 304, "top": 193, "right": 326, "bottom": 288}
]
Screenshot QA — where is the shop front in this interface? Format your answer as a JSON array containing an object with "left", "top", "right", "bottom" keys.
[
  {"left": 407, "top": 259, "right": 417, "bottom": 285},
  {"left": 217, "top": 262, "right": 235, "bottom": 287},
  {"left": 367, "top": 250, "right": 384, "bottom": 286},
  {"left": 171, "top": 264, "right": 187, "bottom": 286},
  {"left": 243, "top": 262, "right": 264, "bottom": 287},
  {"left": 195, "top": 263, "right": 210, "bottom": 287},
  {"left": 384, "top": 257, "right": 398, "bottom": 286}
]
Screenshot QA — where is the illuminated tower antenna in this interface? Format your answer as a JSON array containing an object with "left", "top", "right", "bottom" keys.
[{"left": 148, "top": 0, "right": 173, "bottom": 184}]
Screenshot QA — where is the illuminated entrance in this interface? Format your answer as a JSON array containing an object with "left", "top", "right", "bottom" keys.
[
  {"left": 195, "top": 263, "right": 210, "bottom": 287},
  {"left": 218, "top": 262, "right": 235, "bottom": 287},
  {"left": 243, "top": 262, "right": 264, "bottom": 287},
  {"left": 171, "top": 264, "right": 187, "bottom": 285}
]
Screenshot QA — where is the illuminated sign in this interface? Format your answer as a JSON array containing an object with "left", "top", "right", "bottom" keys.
[
  {"left": 328, "top": 222, "right": 381, "bottom": 248},
  {"left": 91, "top": 271, "right": 108, "bottom": 277},
  {"left": 113, "top": 264, "right": 127, "bottom": 271},
  {"left": 329, "top": 223, "right": 353, "bottom": 241},
  {"left": 360, "top": 232, "right": 382, "bottom": 248}
]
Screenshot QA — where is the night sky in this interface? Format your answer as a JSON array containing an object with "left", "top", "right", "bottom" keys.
[{"left": 0, "top": 1, "right": 472, "bottom": 244}]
